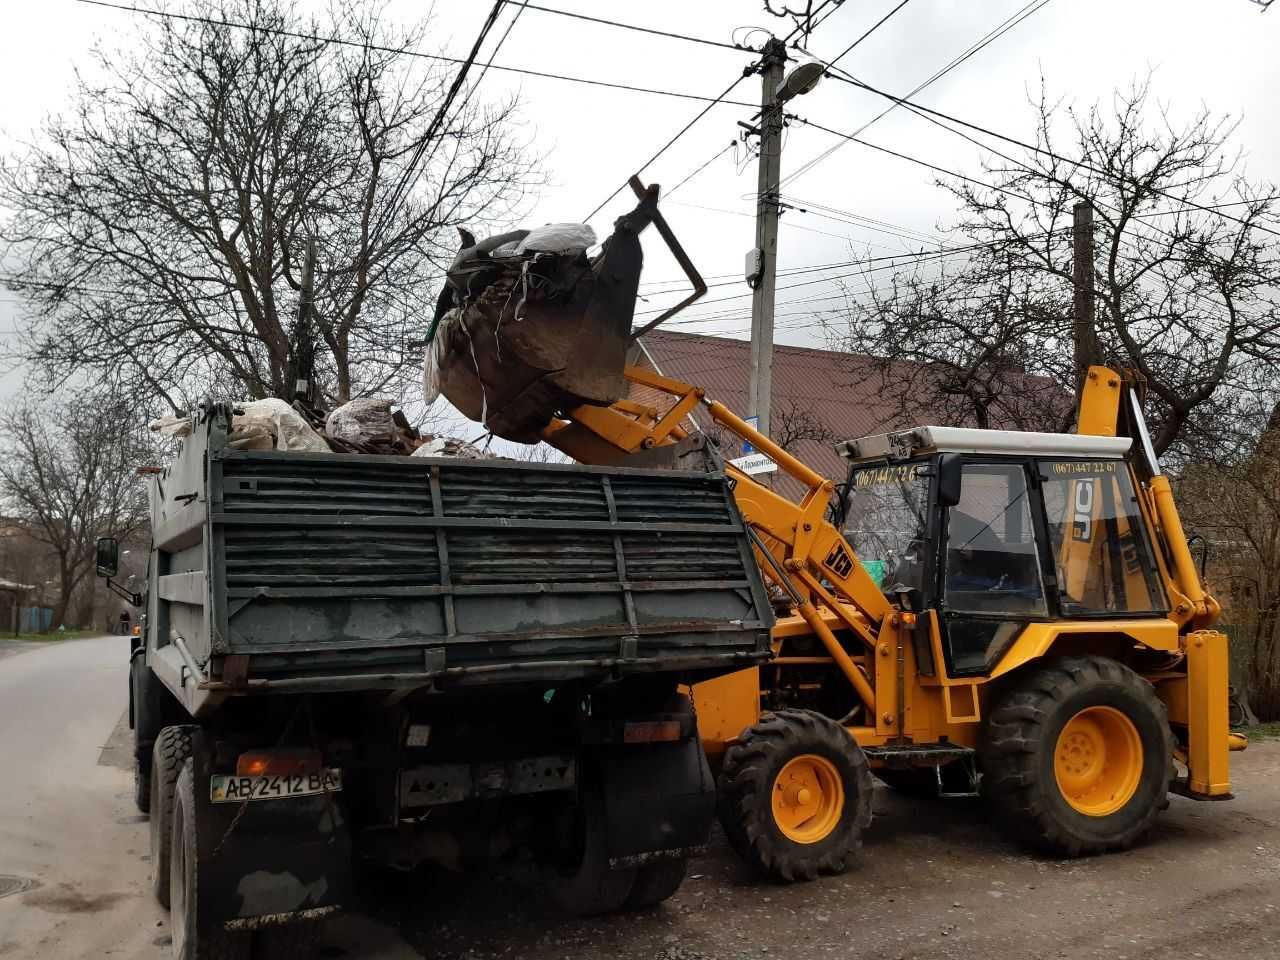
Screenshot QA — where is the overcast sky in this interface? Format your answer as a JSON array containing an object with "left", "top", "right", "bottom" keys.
[{"left": 1, "top": 0, "right": 1277, "bottom": 418}]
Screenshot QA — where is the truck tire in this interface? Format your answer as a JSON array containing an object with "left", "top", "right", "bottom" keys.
[
  {"left": 544, "top": 784, "right": 638, "bottom": 916},
  {"left": 981, "top": 656, "right": 1172, "bottom": 857},
  {"left": 623, "top": 857, "right": 687, "bottom": 911},
  {"left": 133, "top": 655, "right": 184, "bottom": 814},
  {"left": 717, "top": 709, "right": 873, "bottom": 882},
  {"left": 170, "top": 760, "right": 251, "bottom": 960},
  {"left": 131, "top": 655, "right": 153, "bottom": 813},
  {"left": 152, "top": 725, "right": 200, "bottom": 908},
  {"left": 250, "top": 921, "right": 322, "bottom": 959}
]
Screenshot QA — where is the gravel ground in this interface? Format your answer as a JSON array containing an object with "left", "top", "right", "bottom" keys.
[{"left": 362, "top": 741, "right": 1280, "bottom": 960}]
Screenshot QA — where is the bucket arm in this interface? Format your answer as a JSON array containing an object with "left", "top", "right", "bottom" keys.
[{"left": 544, "top": 366, "right": 892, "bottom": 715}]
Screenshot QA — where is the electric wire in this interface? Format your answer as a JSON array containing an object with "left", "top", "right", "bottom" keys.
[
  {"left": 517, "top": 2, "right": 756, "bottom": 52},
  {"left": 74, "top": 0, "right": 757, "bottom": 106},
  {"left": 777, "top": 0, "right": 1054, "bottom": 192},
  {"left": 824, "top": 71, "right": 1280, "bottom": 239}
]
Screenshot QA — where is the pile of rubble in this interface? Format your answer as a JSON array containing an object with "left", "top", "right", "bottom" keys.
[{"left": 149, "top": 397, "right": 490, "bottom": 460}]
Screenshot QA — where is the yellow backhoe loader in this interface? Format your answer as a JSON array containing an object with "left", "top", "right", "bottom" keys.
[{"left": 540, "top": 362, "right": 1245, "bottom": 880}]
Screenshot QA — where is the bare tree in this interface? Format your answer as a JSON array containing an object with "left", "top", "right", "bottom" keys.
[
  {"left": 770, "top": 398, "right": 838, "bottom": 452},
  {"left": 833, "top": 77, "right": 1280, "bottom": 457},
  {"left": 834, "top": 256, "right": 1074, "bottom": 432},
  {"left": 0, "top": 0, "right": 538, "bottom": 410},
  {"left": 1179, "top": 395, "right": 1280, "bottom": 720},
  {"left": 0, "top": 398, "right": 152, "bottom": 628}
]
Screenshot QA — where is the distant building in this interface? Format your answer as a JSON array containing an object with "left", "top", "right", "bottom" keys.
[{"left": 628, "top": 330, "right": 1066, "bottom": 492}]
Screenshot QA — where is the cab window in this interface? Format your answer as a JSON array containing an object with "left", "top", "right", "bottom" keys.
[
  {"left": 942, "top": 462, "right": 1047, "bottom": 675},
  {"left": 1039, "top": 460, "right": 1165, "bottom": 615},
  {"left": 842, "top": 460, "right": 930, "bottom": 589}
]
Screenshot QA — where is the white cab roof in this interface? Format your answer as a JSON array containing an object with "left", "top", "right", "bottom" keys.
[{"left": 837, "top": 426, "right": 1133, "bottom": 462}]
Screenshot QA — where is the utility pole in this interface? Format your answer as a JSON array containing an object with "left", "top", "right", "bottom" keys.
[
  {"left": 747, "top": 38, "right": 788, "bottom": 439},
  {"left": 1072, "top": 200, "right": 1100, "bottom": 390}
]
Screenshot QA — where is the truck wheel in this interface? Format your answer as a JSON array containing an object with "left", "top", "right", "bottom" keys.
[
  {"left": 544, "top": 784, "right": 637, "bottom": 916},
  {"left": 623, "top": 857, "right": 687, "bottom": 911},
  {"left": 171, "top": 760, "right": 251, "bottom": 960},
  {"left": 151, "top": 725, "right": 200, "bottom": 908},
  {"left": 250, "top": 921, "right": 322, "bottom": 959},
  {"left": 982, "top": 656, "right": 1172, "bottom": 856},
  {"left": 131, "top": 656, "right": 153, "bottom": 813},
  {"left": 717, "top": 709, "right": 873, "bottom": 882}
]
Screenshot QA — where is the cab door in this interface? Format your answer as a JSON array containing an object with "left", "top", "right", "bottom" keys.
[{"left": 937, "top": 459, "right": 1051, "bottom": 676}]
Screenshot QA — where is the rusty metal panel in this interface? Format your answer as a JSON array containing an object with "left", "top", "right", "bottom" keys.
[{"left": 198, "top": 445, "right": 773, "bottom": 688}]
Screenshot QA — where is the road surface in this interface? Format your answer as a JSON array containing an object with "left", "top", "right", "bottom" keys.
[
  {"left": 2, "top": 635, "right": 1279, "bottom": 959},
  {"left": 0, "top": 636, "right": 413, "bottom": 960}
]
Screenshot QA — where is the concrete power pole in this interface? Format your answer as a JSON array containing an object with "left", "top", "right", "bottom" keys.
[
  {"left": 747, "top": 38, "right": 788, "bottom": 439},
  {"left": 1072, "top": 200, "right": 1100, "bottom": 390}
]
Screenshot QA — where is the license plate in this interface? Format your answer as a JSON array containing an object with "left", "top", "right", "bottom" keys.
[{"left": 210, "top": 769, "right": 342, "bottom": 804}]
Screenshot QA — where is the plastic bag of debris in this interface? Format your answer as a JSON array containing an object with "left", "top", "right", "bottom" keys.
[
  {"left": 412, "top": 435, "right": 490, "bottom": 460},
  {"left": 325, "top": 397, "right": 396, "bottom": 445},
  {"left": 148, "top": 399, "right": 328, "bottom": 453}
]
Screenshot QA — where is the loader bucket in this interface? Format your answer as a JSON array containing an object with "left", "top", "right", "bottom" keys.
[{"left": 430, "top": 182, "right": 704, "bottom": 443}]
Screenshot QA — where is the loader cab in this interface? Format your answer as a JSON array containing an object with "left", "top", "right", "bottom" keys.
[{"left": 836, "top": 427, "right": 1168, "bottom": 679}]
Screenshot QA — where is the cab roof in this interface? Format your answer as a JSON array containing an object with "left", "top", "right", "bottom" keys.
[{"left": 836, "top": 426, "right": 1133, "bottom": 463}]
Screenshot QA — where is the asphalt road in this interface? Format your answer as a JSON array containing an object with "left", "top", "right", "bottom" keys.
[
  {"left": 2, "top": 635, "right": 1279, "bottom": 960},
  {"left": 0, "top": 636, "right": 413, "bottom": 960}
]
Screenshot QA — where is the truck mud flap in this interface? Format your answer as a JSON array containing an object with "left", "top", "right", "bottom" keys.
[
  {"left": 190, "top": 749, "right": 351, "bottom": 931},
  {"left": 596, "top": 737, "right": 715, "bottom": 868}
]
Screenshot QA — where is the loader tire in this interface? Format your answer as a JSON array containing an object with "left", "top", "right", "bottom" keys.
[
  {"left": 623, "top": 857, "right": 687, "bottom": 911},
  {"left": 151, "top": 725, "right": 200, "bottom": 909},
  {"left": 718, "top": 709, "right": 872, "bottom": 883},
  {"left": 544, "top": 783, "right": 637, "bottom": 916},
  {"left": 981, "top": 655, "right": 1172, "bottom": 857},
  {"left": 170, "top": 760, "right": 251, "bottom": 960}
]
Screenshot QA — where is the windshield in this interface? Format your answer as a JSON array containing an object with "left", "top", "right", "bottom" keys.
[{"left": 842, "top": 461, "right": 929, "bottom": 588}]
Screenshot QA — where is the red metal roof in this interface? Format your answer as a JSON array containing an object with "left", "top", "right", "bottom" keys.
[{"left": 628, "top": 330, "right": 1066, "bottom": 493}]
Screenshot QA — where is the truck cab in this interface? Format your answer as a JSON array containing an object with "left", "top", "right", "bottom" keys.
[{"left": 836, "top": 426, "right": 1168, "bottom": 680}]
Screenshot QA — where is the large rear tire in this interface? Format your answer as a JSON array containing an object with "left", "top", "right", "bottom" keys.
[
  {"left": 543, "top": 784, "right": 637, "bottom": 916},
  {"left": 151, "top": 725, "right": 200, "bottom": 908},
  {"left": 982, "top": 655, "right": 1172, "bottom": 856},
  {"left": 170, "top": 760, "right": 251, "bottom": 960},
  {"left": 623, "top": 857, "right": 687, "bottom": 911},
  {"left": 717, "top": 709, "right": 872, "bottom": 882}
]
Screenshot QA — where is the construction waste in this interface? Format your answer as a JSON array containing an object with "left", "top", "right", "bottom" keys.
[
  {"left": 149, "top": 397, "right": 490, "bottom": 460},
  {"left": 424, "top": 198, "right": 653, "bottom": 444}
]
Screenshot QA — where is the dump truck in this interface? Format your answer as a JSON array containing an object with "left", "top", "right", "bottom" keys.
[
  {"left": 100, "top": 409, "right": 774, "bottom": 957},
  {"left": 528, "top": 363, "right": 1246, "bottom": 880}
]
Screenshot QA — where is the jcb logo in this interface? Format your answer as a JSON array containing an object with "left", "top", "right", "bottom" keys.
[
  {"left": 824, "top": 542, "right": 854, "bottom": 578},
  {"left": 1072, "top": 479, "right": 1095, "bottom": 542}
]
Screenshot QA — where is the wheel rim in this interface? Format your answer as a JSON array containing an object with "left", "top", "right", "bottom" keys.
[
  {"left": 1054, "top": 705, "right": 1143, "bottom": 817},
  {"left": 771, "top": 754, "right": 844, "bottom": 844}
]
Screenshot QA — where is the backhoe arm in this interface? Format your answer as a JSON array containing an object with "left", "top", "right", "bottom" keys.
[{"left": 545, "top": 366, "right": 892, "bottom": 715}]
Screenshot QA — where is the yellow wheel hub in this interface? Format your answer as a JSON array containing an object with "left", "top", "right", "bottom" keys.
[
  {"left": 1054, "top": 706, "right": 1143, "bottom": 817},
  {"left": 772, "top": 754, "right": 844, "bottom": 844}
]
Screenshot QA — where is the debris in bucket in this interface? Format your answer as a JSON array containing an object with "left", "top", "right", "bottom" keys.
[{"left": 424, "top": 188, "right": 665, "bottom": 444}]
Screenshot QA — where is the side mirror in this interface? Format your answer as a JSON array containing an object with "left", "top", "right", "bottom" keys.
[
  {"left": 96, "top": 537, "right": 120, "bottom": 578},
  {"left": 937, "top": 453, "right": 963, "bottom": 508}
]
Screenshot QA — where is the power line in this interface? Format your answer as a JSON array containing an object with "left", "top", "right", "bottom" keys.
[
  {"left": 778, "top": 0, "right": 1054, "bottom": 191},
  {"left": 584, "top": 65, "right": 758, "bottom": 222},
  {"left": 786, "top": 114, "right": 1037, "bottom": 204},
  {"left": 75, "top": 0, "right": 756, "bottom": 106},
  {"left": 803, "top": 0, "right": 915, "bottom": 67},
  {"left": 518, "top": 2, "right": 755, "bottom": 52},
  {"left": 826, "top": 72, "right": 1280, "bottom": 240},
  {"left": 666, "top": 141, "right": 736, "bottom": 198}
]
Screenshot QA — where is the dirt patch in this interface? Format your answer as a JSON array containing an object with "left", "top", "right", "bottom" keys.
[{"left": 23, "top": 882, "right": 130, "bottom": 914}]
